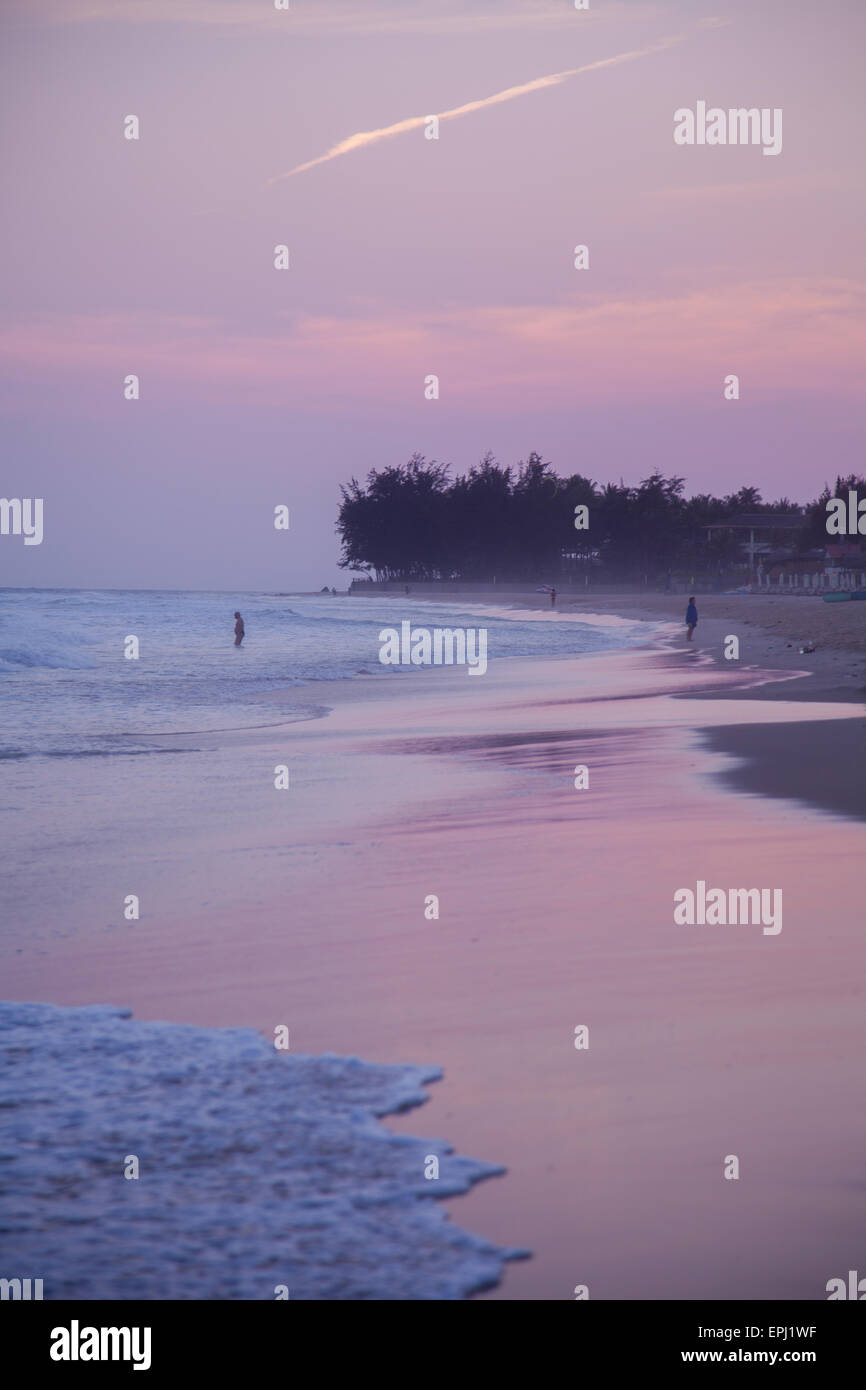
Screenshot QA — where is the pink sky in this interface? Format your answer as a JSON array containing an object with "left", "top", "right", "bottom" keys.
[{"left": 1, "top": 0, "right": 864, "bottom": 588}]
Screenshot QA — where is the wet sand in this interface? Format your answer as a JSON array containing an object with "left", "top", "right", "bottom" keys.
[
  {"left": 4, "top": 617, "right": 865, "bottom": 1300},
  {"left": 405, "top": 586, "right": 866, "bottom": 696}
]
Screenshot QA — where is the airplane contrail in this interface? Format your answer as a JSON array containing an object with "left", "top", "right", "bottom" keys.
[{"left": 265, "top": 33, "right": 687, "bottom": 184}]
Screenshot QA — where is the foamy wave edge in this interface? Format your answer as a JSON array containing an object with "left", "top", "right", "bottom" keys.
[{"left": 0, "top": 1001, "right": 528, "bottom": 1299}]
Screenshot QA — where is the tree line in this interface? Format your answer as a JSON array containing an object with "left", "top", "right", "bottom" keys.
[{"left": 335, "top": 452, "right": 865, "bottom": 582}]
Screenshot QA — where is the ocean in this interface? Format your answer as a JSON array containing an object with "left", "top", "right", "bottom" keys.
[
  {"left": 0, "top": 589, "right": 647, "bottom": 1299},
  {"left": 0, "top": 1000, "right": 528, "bottom": 1299},
  {"left": 0, "top": 588, "right": 647, "bottom": 760}
]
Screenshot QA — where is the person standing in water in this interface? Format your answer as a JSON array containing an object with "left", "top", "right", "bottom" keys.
[
  {"left": 233, "top": 611, "right": 245, "bottom": 647},
  {"left": 550, "top": 586, "right": 557, "bottom": 608},
  {"left": 685, "top": 596, "right": 698, "bottom": 642}
]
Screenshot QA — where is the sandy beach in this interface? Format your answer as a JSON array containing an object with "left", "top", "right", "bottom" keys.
[
  {"left": 412, "top": 586, "right": 866, "bottom": 693},
  {"left": 3, "top": 592, "right": 865, "bottom": 1299}
]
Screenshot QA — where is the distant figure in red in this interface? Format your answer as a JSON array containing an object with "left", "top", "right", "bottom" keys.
[
  {"left": 233, "top": 611, "right": 245, "bottom": 647},
  {"left": 550, "top": 587, "right": 557, "bottom": 608}
]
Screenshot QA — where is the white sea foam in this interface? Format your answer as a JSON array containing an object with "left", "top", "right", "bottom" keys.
[{"left": 0, "top": 1001, "right": 527, "bottom": 1300}]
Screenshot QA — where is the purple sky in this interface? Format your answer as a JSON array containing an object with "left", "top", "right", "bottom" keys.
[{"left": 2, "top": 0, "right": 864, "bottom": 589}]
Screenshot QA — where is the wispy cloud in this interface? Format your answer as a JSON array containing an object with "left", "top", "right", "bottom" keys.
[
  {"left": 266, "top": 34, "right": 688, "bottom": 184},
  {"left": 3, "top": 280, "right": 862, "bottom": 411},
  {"left": 647, "top": 172, "right": 847, "bottom": 204}
]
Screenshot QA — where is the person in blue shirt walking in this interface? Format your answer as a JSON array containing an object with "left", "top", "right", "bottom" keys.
[{"left": 685, "top": 596, "right": 698, "bottom": 642}]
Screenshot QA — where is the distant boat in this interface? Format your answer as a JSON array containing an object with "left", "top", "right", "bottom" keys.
[
  {"left": 851, "top": 591, "right": 866, "bottom": 601},
  {"left": 822, "top": 591, "right": 852, "bottom": 603}
]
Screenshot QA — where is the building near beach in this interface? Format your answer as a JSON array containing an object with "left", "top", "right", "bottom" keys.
[{"left": 705, "top": 513, "right": 808, "bottom": 572}]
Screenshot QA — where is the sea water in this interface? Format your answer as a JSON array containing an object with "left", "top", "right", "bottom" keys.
[
  {"left": 0, "top": 1001, "right": 526, "bottom": 1299},
  {"left": 0, "top": 590, "right": 641, "bottom": 1297},
  {"left": 0, "top": 588, "right": 646, "bottom": 760}
]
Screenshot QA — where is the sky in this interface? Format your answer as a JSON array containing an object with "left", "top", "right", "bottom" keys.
[{"left": 1, "top": 0, "right": 864, "bottom": 590}]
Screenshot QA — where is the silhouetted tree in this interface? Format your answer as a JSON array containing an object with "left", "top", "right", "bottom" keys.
[
  {"left": 800, "top": 474, "right": 866, "bottom": 550},
  {"left": 336, "top": 454, "right": 851, "bottom": 583}
]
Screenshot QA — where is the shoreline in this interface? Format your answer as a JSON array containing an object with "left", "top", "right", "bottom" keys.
[
  {"left": 0, "top": 1000, "right": 527, "bottom": 1299},
  {"left": 4, "top": 597, "right": 865, "bottom": 1299},
  {"left": 404, "top": 586, "right": 866, "bottom": 692},
  {"left": 402, "top": 589, "right": 866, "bottom": 822}
]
